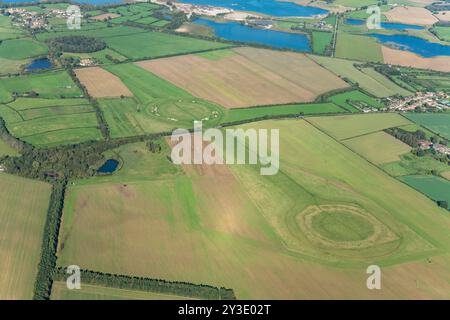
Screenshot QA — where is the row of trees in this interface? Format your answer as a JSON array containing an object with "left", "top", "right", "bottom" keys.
[
  {"left": 54, "top": 267, "right": 236, "bottom": 300},
  {"left": 33, "top": 180, "right": 67, "bottom": 300}
]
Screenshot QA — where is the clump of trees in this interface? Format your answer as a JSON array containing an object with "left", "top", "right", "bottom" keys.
[
  {"left": 384, "top": 127, "right": 426, "bottom": 148},
  {"left": 47, "top": 36, "right": 106, "bottom": 53}
]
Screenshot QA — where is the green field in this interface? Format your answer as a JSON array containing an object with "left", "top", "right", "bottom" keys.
[
  {"left": 327, "top": 90, "right": 381, "bottom": 112},
  {"left": 103, "top": 32, "right": 231, "bottom": 60},
  {"left": 382, "top": 153, "right": 450, "bottom": 177},
  {"left": 0, "top": 97, "right": 103, "bottom": 147},
  {"left": 400, "top": 175, "right": 450, "bottom": 205},
  {"left": 336, "top": 32, "right": 383, "bottom": 63},
  {"left": 0, "top": 38, "right": 48, "bottom": 60},
  {"left": 310, "top": 55, "right": 411, "bottom": 97},
  {"left": 0, "top": 71, "right": 83, "bottom": 103},
  {"left": 51, "top": 282, "right": 192, "bottom": 300},
  {"left": 308, "top": 113, "right": 412, "bottom": 140},
  {"left": 100, "top": 63, "right": 225, "bottom": 137},
  {"left": 0, "top": 138, "right": 18, "bottom": 157},
  {"left": 404, "top": 113, "right": 450, "bottom": 139},
  {"left": 312, "top": 31, "right": 333, "bottom": 55},
  {"left": 433, "top": 26, "right": 450, "bottom": 42},
  {"left": 344, "top": 131, "right": 411, "bottom": 164},
  {"left": 223, "top": 102, "right": 345, "bottom": 123},
  {"left": 56, "top": 120, "right": 450, "bottom": 299},
  {"left": 0, "top": 173, "right": 51, "bottom": 299}
]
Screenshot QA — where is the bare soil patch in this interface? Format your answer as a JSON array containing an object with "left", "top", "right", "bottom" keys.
[
  {"left": 74, "top": 67, "right": 133, "bottom": 98},
  {"left": 382, "top": 46, "right": 450, "bottom": 72},
  {"left": 384, "top": 6, "right": 438, "bottom": 25}
]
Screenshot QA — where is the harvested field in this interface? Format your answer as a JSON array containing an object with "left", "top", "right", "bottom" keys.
[
  {"left": 74, "top": 67, "right": 133, "bottom": 98},
  {"left": 91, "top": 13, "right": 120, "bottom": 21},
  {"left": 434, "top": 11, "right": 450, "bottom": 22},
  {"left": 136, "top": 47, "right": 349, "bottom": 108},
  {"left": 384, "top": 6, "right": 438, "bottom": 25},
  {"left": 382, "top": 46, "right": 450, "bottom": 72},
  {"left": 0, "top": 174, "right": 51, "bottom": 299}
]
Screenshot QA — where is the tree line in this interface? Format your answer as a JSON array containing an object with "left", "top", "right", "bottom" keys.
[{"left": 54, "top": 267, "right": 236, "bottom": 300}]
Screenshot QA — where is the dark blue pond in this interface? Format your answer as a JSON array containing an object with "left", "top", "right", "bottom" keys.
[
  {"left": 180, "top": 0, "right": 328, "bottom": 17},
  {"left": 370, "top": 34, "right": 450, "bottom": 57},
  {"left": 345, "top": 18, "right": 424, "bottom": 30},
  {"left": 194, "top": 18, "right": 311, "bottom": 52},
  {"left": 97, "top": 159, "right": 119, "bottom": 174},
  {"left": 26, "top": 58, "right": 53, "bottom": 71}
]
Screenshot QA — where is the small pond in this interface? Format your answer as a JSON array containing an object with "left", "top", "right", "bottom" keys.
[
  {"left": 26, "top": 58, "right": 53, "bottom": 71},
  {"left": 97, "top": 159, "right": 119, "bottom": 174}
]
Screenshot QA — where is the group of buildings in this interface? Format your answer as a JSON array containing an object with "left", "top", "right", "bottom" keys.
[{"left": 387, "top": 91, "right": 450, "bottom": 112}]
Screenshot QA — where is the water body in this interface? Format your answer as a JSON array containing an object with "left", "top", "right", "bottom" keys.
[
  {"left": 370, "top": 34, "right": 450, "bottom": 57},
  {"left": 195, "top": 18, "right": 311, "bottom": 52},
  {"left": 345, "top": 18, "right": 424, "bottom": 30},
  {"left": 97, "top": 159, "right": 119, "bottom": 174},
  {"left": 2, "top": 0, "right": 123, "bottom": 4},
  {"left": 179, "top": 0, "right": 328, "bottom": 17},
  {"left": 25, "top": 58, "right": 53, "bottom": 71}
]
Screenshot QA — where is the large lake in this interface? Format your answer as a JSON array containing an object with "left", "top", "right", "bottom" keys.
[
  {"left": 370, "top": 34, "right": 450, "bottom": 57},
  {"left": 179, "top": 0, "right": 328, "bottom": 17},
  {"left": 195, "top": 18, "right": 311, "bottom": 52},
  {"left": 345, "top": 19, "right": 424, "bottom": 30}
]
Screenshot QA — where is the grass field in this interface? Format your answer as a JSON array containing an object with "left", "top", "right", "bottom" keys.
[
  {"left": 56, "top": 120, "right": 450, "bottom": 299},
  {"left": 335, "top": 32, "right": 383, "bottom": 63},
  {"left": 0, "top": 97, "right": 103, "bottom": 147},
  {"left": 100, "top": 63, "right": 225, "bottom": 137},
  {"left": 309, "top": 55, "right": 411, "bottom": 97},
  {"left": 344, "top": 131, "right": 412, "bottom": 164},
  {"left": 103, "top": 32, "right": 231, "bottom": 60},
  {"left": 0, "top": 71, "right": 83, "bottom": 103},
  {"left": 0, "top": 38, "right": 47, "bottom": 60},
  {"left": 51, "top": 282, "right": 192, "bottom": 300},
  {"left": 404, "top": 113, "right": 450, "bottom": 139},
  {"left": 382, "top": 153, "right": 450, "bottom": 177},
  {"left": 308, "top": 113, "right": 412, "bottom": 140},
  {"left": 433, "top": 26, "right": 450, "bottom": 42},
  {"left": 327, "top": 90, "right": 381, "bottom": 112},
  {"left": 0, "top": 139, "right": 18, "bottom": 157},
  {"left": 223, "top": 102, "right": 345, "bottom": 123},
  {"left": 0, "top": 173, "right": 51, "bottom": 299},
  {"left": 311, "top": 31, "right": 333, "bottom": 55},
  {"left": 137, "top": 47, "right": 349, "bottom": 108},
  {"left": 399, "top": 175, "right": 450, "bottom": 204}
]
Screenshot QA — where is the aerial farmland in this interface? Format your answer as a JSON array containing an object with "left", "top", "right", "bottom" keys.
[{"left": 0, "top": 0, "right": 449, "bottom": 306}]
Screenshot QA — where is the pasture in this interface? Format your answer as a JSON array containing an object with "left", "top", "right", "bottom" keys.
[
  {"left": 100, "top": 63, "right": 224, "bottom": 137},
  {"left": 311, "top": 31, "right": 332, "bottom": 55},
  {"left": 136, "top": 47, "right": 349, "bottom": 108},
  {"left": 56, "top": 120, "right": 450, "bottom": 299},
  {"left": 0, "top": 97, "right": 102, "bottom": 147},
  {"left": 75, "top": 67, "right": 133, "bottom": 98},
  {"left": 0, "top": 38, "right": 47, "bottom": 60},
  {"left": 0, "top": 139, "right": 18, "bottom": 157},
  {"left": 382, "top": 153, "right": 450, "bottom": 177},
  {"left": 309, "top": 55, "right": 411, "bottom": 97},
  {"left": 0, "top": 71, "right": 82, "bottom": 103},
  {"left": 0, "top": 173, "right": 51, "bottom": 299},
  {"left": 327, "top": 90, "right": 381, "bottom": 112},
  {"left": 308, "top": 113, "right": 412, "bottom": 140},
  {"left": 404, "top": 113, "right": 450, "bottom": 139},
  {"left": 399, "top": 175, "right": 450, "bottom": 204},
  {"left": 344, "top": 131, "right": 412, "bottom": 164},
  {"left": 335, "top": 32, "right": 383, "bottom": 63},
  {"left": 103, "top": 32, "right": 231, "bottom": 60},
  {"left": 223, "top": 102, "right": 345, "bottom": 123}
]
